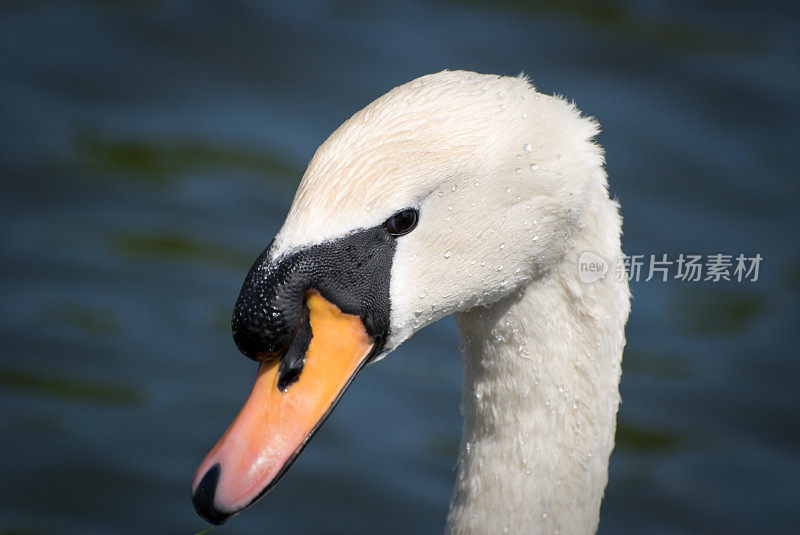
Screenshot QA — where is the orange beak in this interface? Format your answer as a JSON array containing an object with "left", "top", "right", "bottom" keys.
[{"left": 191, "top": 291, "right": 374, "bottom": 524}]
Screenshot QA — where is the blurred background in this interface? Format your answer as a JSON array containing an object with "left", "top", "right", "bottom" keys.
[{"left": 1, "top": 1, "right": 798, "bottom": 534}]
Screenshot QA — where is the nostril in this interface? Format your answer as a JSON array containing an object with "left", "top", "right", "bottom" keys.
[{"left": 191, "top": 464, "right": 232, "bottom": 525}]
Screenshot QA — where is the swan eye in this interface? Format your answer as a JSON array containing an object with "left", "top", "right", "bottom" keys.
[{"left": 384, "top": 209, "right": 418, "bottom": 236}]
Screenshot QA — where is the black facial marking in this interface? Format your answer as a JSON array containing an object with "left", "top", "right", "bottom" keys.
[
  {"left": 231, "top": 225, "right": 396, "bottom": 387},
  {"left": 276, "top": 305, "right": 311, "bottom": 391}
]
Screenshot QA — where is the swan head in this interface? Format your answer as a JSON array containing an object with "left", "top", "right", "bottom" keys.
[{"left": 192, "top": 70, "right": 608, "bottom": 524}]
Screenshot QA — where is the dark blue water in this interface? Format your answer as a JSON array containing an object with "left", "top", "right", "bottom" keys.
[{"left": 1, "top": 1, "right": 798, "bottom": 534}]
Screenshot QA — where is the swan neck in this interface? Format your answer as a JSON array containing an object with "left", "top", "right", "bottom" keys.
[{"left": 447, "top": 256, "right": 627, "bottom": 534}]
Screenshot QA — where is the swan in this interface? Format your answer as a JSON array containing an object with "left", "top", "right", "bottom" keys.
[{"left": 191, "top": 70, "right": 630, "bottom": 534}]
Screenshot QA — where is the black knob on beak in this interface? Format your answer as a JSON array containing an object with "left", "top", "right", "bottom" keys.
[{"left": 231, "top": 246, "right": 306, "bottom": 361}]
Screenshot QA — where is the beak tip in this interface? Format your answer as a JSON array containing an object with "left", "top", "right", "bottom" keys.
[{"left": 191, "top": 463, "right": 233, "bottom": 525}]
